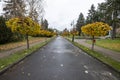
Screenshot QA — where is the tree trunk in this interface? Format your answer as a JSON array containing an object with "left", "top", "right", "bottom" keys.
[
  {"left": 78, "top": 31, "right": 81, "bottom": 36},
  {"left": 91, "top": 36, "right": 95, "bottom": 50},
  {"left": 111, "top": 10, "right": 117, "bottom": 39},
  {"left": 26, "top": 34, "right": 29, "bottom": 49},
  {"left": 112, "top": 23, "right": 116, "bottom": 39},
  {"left": 72, "top": 35, "right": 74, "bottom": 42}
]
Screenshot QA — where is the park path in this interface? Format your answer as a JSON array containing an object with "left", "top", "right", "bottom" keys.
[
  {"left": 0, "top": 36, "right": 119, "bottom": 80},
  {"left": 75, "top": 39, "right": 120, "bottom": 62}
]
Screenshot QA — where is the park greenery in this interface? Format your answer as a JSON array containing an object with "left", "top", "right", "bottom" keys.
[
  {"left": 61, "top": 28, "right": 78, "bottom": 42},
  {"left": 75, "top": 0, "right": 120, "bottom": 39},
  {"left": 81, "top": 22, "right": 112, "bottom": 50},
  {"left": 0, "top": 16, "right": 13, "bottom": 44},
  {"left": 70, "top": 28, "right": 78, "bottom": 42},
  {"left": 87, "top": 39, "right": 120, "bottom": 52},
  {"left": 0, "top": 0, "right": 57, "bottom": 46},
  {"left": 0, "top": 37, "right": 47, "bottom": 51},
  {"left": 0, "top": 0, "right": 120, "bottom": 76},
  {"left": 5, "top": 17, "right": 56, "bottom": 49},
  {"left": 6, "top": 17, "right": 41, "bottom": 49},
  {"left": 61, "top": 0, "right": 120, "bottom": 52}
]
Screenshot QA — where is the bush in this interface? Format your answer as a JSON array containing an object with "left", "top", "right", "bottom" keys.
[
  {"left": 0, "top": 16, "right": 13, "bottom": 44},
  {"left": 0, "top": 16, "right": 25, "bottom": 44}
]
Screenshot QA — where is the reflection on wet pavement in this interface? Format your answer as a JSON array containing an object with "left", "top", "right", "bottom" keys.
[{"left": 0, "top": 36, "right": 119, "bottom": 80}]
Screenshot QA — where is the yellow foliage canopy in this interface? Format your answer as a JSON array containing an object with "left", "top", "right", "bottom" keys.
[
  {"left": 70, "top": 28, "right": 78, "bottom": 35},
  {"left": 62, "top": 31, "right": 69, "bottom": 36},
  {"left": 6, "top": 17, "right": 41, "bottom": 36},
  {"left": 39, "top": 29, "right": 56, "bottom": 37},
  {"left": 81, "top": 22, "right": 112, "bottom": 36}
]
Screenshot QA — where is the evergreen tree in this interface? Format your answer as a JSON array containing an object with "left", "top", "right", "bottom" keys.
[
  {"left": 88, "top": 4, "right": 97, "bottom": 23},
  {"left": 106, "top": 0, "right": 120, "bottom": 39},
  {"left": 44, "top": 19, "right": 48, "bottom": 29},
  {"left": 85, "top": 16, "right": 91, "bottom": 24},
  {"left": 0, "top": 16, "right": 12, "bottom": 44},
  {"left": 76, "top": 13, "right": 85, "bottom": 36},
  {"left": 41, "top": 19, "right": 48, "bottom": 30},
  {"left": 97, "top": 3, "right": 107, "bottom": 22}
]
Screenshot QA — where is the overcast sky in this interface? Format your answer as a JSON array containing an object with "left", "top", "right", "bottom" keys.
[
  {"left": 44, "top": 0, "right": 105, "bottom": 31},
  {"left": 0, "top": 0, "right": 4, "bottom": 15}
]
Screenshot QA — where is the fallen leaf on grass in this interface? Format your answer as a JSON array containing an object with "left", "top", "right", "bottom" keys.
[{"left": 1, "top": 65, "right": 5, "bottom": 68}]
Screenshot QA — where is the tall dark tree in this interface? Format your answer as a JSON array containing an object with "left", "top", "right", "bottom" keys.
[
  {"left": 106, "top": 0, "right": 120, "bottom": 39},
  {"left": 76, "top": 13, "right": 85, "bottom": 36},
  {"left": 85, "top": 16, "right": 91, "bottom": 24},
  {"left": 41, "top": 19, "right": 48, "bottom": 30},
  {"left": 97, "top": 3, "right": 107, "bottom": 22},
  {"left": 88, "top": 4, "right": 97, "bottom": 23},
  {"left": 85, "top": 4, "right": 100, "bottom": 25},
  {"left": 0, "top": 16, "right": 12, "bottom": 44}
]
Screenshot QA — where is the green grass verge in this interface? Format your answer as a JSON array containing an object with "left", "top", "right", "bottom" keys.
[
  {"left": 87, "top": 39, "right": 120, "bottom": 52},
  {"left": 67, "top": 38, "right": 120, "bottom": 72},
  {"left": 0, "top": 37, "right": 55, "bottom": 71}
]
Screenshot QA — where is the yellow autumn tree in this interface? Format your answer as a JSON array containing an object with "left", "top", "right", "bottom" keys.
[
  {"left": 70, "top": 28, "right": 78, "bottom": 42},
  {"left": 39, "top": 29, "right": 56, "bottom": 37},
  {"left": 39, "top": 30, "right": 49, "bottom": 37},
  {"left": 62, "top": 28, "right": 70, "bottom": 37},
  {"left": 6, "top": 17, "right": 41, "bottom": 49},
  {"left": 81, "top": 22, "right": 112, "bottom": 50}
]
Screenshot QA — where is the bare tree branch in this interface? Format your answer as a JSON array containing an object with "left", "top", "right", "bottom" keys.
[{"left": 26, "top": 0, "right": 44, "bottom": 22}]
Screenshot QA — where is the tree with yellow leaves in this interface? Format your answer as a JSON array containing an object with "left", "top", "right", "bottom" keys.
[
  {"left": 6, "top": 17, "right": 41, "bottom": 49},
  {"left": 81, "top": 22, "right": 112, "bottom": 50},
  {"left": 39, "top": 29, "right": 56, "bottom": 37},
  {"left": 62, "top": 28, "right": 70, "bottom": 37},
  {"left": 70, "top": 28, "right": 78, "bottom": 42}
]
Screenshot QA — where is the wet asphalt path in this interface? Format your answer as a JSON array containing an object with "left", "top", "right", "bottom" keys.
[{"left": 0, "top": 36, "right": 120, "bottom": 80}]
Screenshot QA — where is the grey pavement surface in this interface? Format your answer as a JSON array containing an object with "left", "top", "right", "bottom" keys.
[
  {"left": 75, "top": 39, "right": 120, "bottom": 62},
  {"left": 0, "top": 36, "right": 120, "bottom": 80}
]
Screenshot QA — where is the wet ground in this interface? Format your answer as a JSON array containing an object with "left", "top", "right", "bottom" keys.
[{"left": 0, "top": 36, "right": 120, "bottom": 80}]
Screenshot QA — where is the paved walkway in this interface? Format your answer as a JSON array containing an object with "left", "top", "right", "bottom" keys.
[
  {"left": 0, "top": 36, "right": 119, "bottom": 80},
  {"left": 75, "top": 39, "right": 120, "bottom": 62},
  {"left": 0, "top": 39, "right": 46, "bottom": 58}
]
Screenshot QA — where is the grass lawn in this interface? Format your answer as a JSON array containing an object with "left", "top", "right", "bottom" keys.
[
  {"left": 87, "top": 38, "right": 120, "bottom": 52},
  {"left": 0, "top": 37, "right": 48, "bottom": 51}
]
